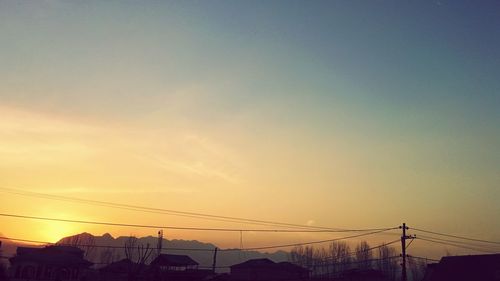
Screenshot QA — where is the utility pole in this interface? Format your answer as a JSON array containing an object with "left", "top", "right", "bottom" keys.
[
  {"left": 401, "top": 223, "right": 408, "bottom": 281},
  {"left": 400, "top": 223, "right": 415, "bottom": 281},
  {"left": 157, "top": 230, "right": 163, "bottom": 258},
  {"left": 212, "top": 247, "right": 218, "bottom": 273}
]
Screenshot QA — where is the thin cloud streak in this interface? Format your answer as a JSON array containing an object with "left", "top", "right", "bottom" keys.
[
  {"left": 34, "top": 187, "right": 197, "bottom": 195},
  {"left": 142, "top": 153, "right": 241, "bottom": 185}
]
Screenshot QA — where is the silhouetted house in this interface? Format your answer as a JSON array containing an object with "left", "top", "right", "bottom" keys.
[
  {"left": 210, "top": 273, "right": 231, "bottom": 281},
  {"left": 230, "top": 258, "right": 309, "bottom": 281},
  {"left": 334, "top": 268, "right": 389, "bottom": 281},
  {"left": 150, "top": 254, "right": 212, "bottom": 281},
  {"left": 150, "top": 254, "right": 199, "bottom": 271},
  {"left": 8, "top": 246, "right": 92, "bottom": 281},
  {"left": 421, "top": 263, "right": 438, "bottom": 281},
  {"left": 422, "top": 254, "right": 500, "bottom": 281},
  {"left": 99, "top": 259, "right": 150, "bottom": 281}
]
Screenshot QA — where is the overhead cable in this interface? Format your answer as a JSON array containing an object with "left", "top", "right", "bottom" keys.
[
  {"left": 0, "top": 212, "right": 397, "bottom": 233},
  {"left": 0, "top": 187, "right": 391, "bottom": 231},
  {"left": 412, "top": 227, "right": 500, "bottom": 245}
]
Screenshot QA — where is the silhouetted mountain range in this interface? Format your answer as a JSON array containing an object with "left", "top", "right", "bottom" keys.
[{"left": 53, "top": 232, "right": 289, "bottom": 271}]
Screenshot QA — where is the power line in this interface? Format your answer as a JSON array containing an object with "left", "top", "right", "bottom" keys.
[
  {"left": 204, "top": 255, "right": 403, "bottom": 269},
  {"left": 0, "top": 212, "right": 396, "bottom": 233},
  {"left": 0, "top": 212, "right": 264, "bottom": 232},
  {"left": 320, "top": 239, "right": 400, "bottom": 262},
  {"left": 0, "top": 187, "right": 278, "bottom": 228},
  {"left": 412, "top": 227, "right": 500, "bottom": 245},
  {"left": 240, "top": 228, "right": 396, "bottom": 251},
  {"left": 0, "top": 236, "right": 216, "bottom": 252},
  {"left": 0, "top": 228, "right": 394, "bottom": 252},
  {"left": 0, "top": 187, "right": 290, "bottom": 228},
  {"left": 0, "top": 187, "right": 364, "bottom": 231},
  {"left": 311, "top": 255, "right": 402, "bottom": 270},
  {"left": 416, "top": 234, "right": 500, "bottom": 250},
  {"left": 0, "top": 236, "right": 48, "bottom": 245},
  {"left": 417, "top": 237, "right": 499, "bottom": 254},
  {"left": 407, "top": 255, "right": 439, "bottom": 263}
]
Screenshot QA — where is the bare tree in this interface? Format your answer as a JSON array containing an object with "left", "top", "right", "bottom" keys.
[
  {"left": 377, "top": 243, "right": 399, "bottom": 281},
  {"left": 124, "top": 236, "right": 138, "bottom": 261},
  {"left": 290, "top": 245, "right": 315, "bottom": 270},
  {"left": 329, "top": 241, "right": 351, "bottom": 275},
  {"left": 291, "top": 245, "right": 333, "bottom": 278},
  {"left": 100, "top": 248, "right": 117, "bottom": 265},
  {"left": 0, "top": 261, "right": 7, "bottom": 281},
  {"left": 314, "top": 247, "right": 329, "bottom": 277},
  {"left": 136, "top": 243, "right": 153, "bottom": 265},
  {"left": 408, "top": 256, "right": 427, "bottom": 281},
  {"left": 355, "top": 241, "right": 373, "bottom": 269},
  {"left": 123, "top": 236, "right": 154, "bottom": 281}
]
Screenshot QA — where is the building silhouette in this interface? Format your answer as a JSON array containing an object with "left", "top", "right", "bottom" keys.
[
  {"left": 230, "top": 258, "right": 309, "bottom": 281},
  {"left": 8, "top": 246, "right": 92, "bottom": 281},
  {"left": 422, "top": 254, "right": 500, "bottom": 281}
]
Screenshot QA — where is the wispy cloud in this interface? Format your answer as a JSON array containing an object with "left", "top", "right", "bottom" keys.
[
  {"left": 0, "top": 105, "right": 241, "bottom": 196},
  {"left": 132, "top": 132, "right": 242, "bottom": 185},
  {"left": 0, "top": 106, "right": 97, "bottom": 164},
  {"left": 38, "top": 187, "right": 196, "bottom": 195},
  {"left": 142, "top": 153, "right": 240, "bottom": 185}
]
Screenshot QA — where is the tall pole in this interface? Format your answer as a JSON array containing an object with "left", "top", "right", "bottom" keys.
[
  {"left": 401, "top": 223, "right": 407, "bottom": 281},
  {"left": 157, "top": 230, "right": 163, "bottom": 258},
  {"left": 212, "top": 247, "right": 218, "bottom": 273}
]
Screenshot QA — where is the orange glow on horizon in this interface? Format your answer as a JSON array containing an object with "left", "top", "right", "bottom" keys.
[{"left": 37, "top": 220, "right": 77, "bottom": 243}]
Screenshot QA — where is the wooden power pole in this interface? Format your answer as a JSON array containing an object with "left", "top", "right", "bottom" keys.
[
  {"left": 212, "top": 247, "right": 218, "bottom": 273},
  {"left": 157, "top": 230, "right": 163, "bottom": 258},
  {"left": 401, "top": 223, "right": 408, "bottom": 281},
  {"left": 400, "top": 223, "right": 415, "bottom": 281}
]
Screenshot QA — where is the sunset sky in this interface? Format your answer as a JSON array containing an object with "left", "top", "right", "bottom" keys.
[{"left": 0, "top": 1, "right": 499, "bottom": 258}]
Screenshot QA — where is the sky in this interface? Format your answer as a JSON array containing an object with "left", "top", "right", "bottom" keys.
[{"left": 0, "top": 1, "right": 499, "bottom": 258}]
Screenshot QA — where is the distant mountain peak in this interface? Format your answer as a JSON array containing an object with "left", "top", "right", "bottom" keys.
[
  {"left": 70, "top": 232, "right": 94, "bottom": 237},
  {"left": 56, "top": 232, "right": 96, "bottom": 244},
  {"left": 101, "top": 233, "right": 114, "bottom": 239}
]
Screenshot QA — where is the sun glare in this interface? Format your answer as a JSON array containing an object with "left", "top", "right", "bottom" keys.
[{"left": 37, "top": 221, "right": 77, "bottom": 243}]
